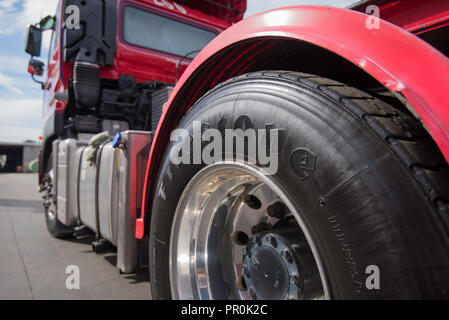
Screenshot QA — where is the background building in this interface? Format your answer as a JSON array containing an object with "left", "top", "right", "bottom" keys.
[{"left": 0, "top": 141, "right": 40, "bottom": 172}]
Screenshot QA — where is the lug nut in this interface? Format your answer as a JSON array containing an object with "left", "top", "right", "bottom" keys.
[
  {"left": 266, "top": 201, "right": 288, "bottom": 219},
  {"left": 265, "top": 234, "right": 277, "bottom": 247},
  {"left": 231, "top": 231, "right": 249, "bottom": 246},
  {"left": 281, "top": 250, "right": 293, "bottom": 263}
]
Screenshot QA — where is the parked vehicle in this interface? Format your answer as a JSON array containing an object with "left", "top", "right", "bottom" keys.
[{"left": 26, "top": 0, "right": 449, "bottom": 299}]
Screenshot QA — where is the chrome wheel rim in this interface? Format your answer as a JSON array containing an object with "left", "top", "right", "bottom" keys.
[
  {"left": 170, "top": 162, "right": 329, "bottom": 300},
  {"left": 44, "top": 169, "right": 56, "bottom": 221}
]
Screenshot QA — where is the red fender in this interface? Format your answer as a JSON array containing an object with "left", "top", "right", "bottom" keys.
[{"left": 136, "top": 6, "right": 449, "bottom": 238}]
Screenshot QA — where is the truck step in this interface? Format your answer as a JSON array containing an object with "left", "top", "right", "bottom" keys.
[
  {"left": 91, "top": 239, "right": 115, "bottom": 254},
  {"left": 73, "top": 225, "right": 94, "bottom": 238}
]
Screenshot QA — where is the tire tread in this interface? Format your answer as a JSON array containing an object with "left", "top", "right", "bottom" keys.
[{"left": 214, "top": 71, "right": 449, "bottom": 230}]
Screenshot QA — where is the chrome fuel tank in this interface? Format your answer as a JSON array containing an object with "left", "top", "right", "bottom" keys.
[
  {"left": 97, "top": 142, "right": 119, "bottom": 245},
  {"left": 69, "top": 146, "right": 85, "bottom": 222},
  {"left": 54, "top": 139, "right": 78, "bottom": 226},
  {"left": 78, "top": 145, "right": 99, "bottom": 232},
  {"left": 116, "top": 131, "right": 152, "bottom": 273}
]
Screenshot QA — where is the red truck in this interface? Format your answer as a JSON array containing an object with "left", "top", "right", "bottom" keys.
[{"left": 25, "top": 0, "right": 449, "bottom": 299}]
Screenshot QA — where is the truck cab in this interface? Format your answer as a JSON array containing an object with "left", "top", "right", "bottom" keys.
[{"left": 26, "top": 0, "right": 245, "bottom": 185}]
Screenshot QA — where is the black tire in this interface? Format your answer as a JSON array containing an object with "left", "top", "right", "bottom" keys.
[
  {"left": 44, "top": 153, "right": 74, "bottom": 238},
  {"left": 150, "top": 71, "right": 449, "bottom": 299}
]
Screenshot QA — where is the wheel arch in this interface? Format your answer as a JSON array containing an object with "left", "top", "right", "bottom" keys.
[{"left": 136, "top": 5, "right": 449, "bottom": 238}]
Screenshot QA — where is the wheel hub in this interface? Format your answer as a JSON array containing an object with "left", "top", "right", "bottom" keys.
[
  {"left": 169, "top": 162, "right": 328, "bottom": 300},
  {"left": 242, "top": 229, "right": 304, "bottom": 300}
]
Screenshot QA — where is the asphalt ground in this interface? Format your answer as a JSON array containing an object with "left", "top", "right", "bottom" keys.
[{"left": 0, "top": 173, "right": 151, "bottom": 299}]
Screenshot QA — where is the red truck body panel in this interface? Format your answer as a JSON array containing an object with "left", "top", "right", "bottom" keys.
[
  {"left": 351, "top": 0, "right": 449, "bottom": 35},
  {"left": 43, "top": 0, "right": 233, "bottom": 121},
  {"left": 137, "top": 5, "right": 449, "bottom": 238}
]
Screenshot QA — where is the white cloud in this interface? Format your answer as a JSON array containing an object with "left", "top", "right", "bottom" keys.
[
  {"left": 0, "top": 98, "right": 42, "bottom": 121},
  {"left": 0, "top": 71, "right": 23, "bottom": 94},
  {"left": 0, "top": 0, "right": 56, "bottom": 143},
  {"left": 21, "top": 0, "right": 59, "bottom": 27},
  {"left": 0, "top": 97, "right": 42, "bottom": 142},
  {"left": 245, "top": 0, "right": 356, "bottom": 17},
  {"left": 0, "top": 0, "right": 20, "bottom": 10},
  {"left": 0, "top": 0, "right": 58, "bottom": 35},
  {"left": 0, "top": 55, "right": 28, "bottom": 74},
  {"left": 0, "top": 125, "right": 42, "bottom": 142}
]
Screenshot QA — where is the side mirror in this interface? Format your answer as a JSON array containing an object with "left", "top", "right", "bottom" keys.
[
  {"left": 39, "top": 15, "right": 55, "bottom": 31},
  {"left": 25, "top": 25, "right": 42, "bottom": 57},
  {"left": 28, "top": 58, "right": 45, "bottom": 76}
]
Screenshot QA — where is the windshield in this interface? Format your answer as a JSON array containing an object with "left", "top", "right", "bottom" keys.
[{"left": 123, "top": 5, "right": 217, "bottom": 58}]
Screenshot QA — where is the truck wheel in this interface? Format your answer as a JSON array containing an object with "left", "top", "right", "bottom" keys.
[
  {"left": 43, "top": 153, "right": 74, "bottom": 238},
  {"left": 149, "top": 71, "right": 449, "bottom": 299}
]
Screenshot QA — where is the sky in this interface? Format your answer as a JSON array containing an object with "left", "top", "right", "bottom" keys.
[{"left": 0, "top": 0, "right": 356, "bottom": 143}]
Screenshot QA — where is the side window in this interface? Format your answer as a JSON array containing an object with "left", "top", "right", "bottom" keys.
[
  {"left": 123, "top": 5, "right": 217, "bottom": 58},
  {"left": 47, "top": 17, "right": 59, "bottom": 67},
  {"left": 47, "top": 30, "right": 56, "bottom": 66},
  {"left": 47, "top": 1, "right": 60, "bottom": 70}
]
